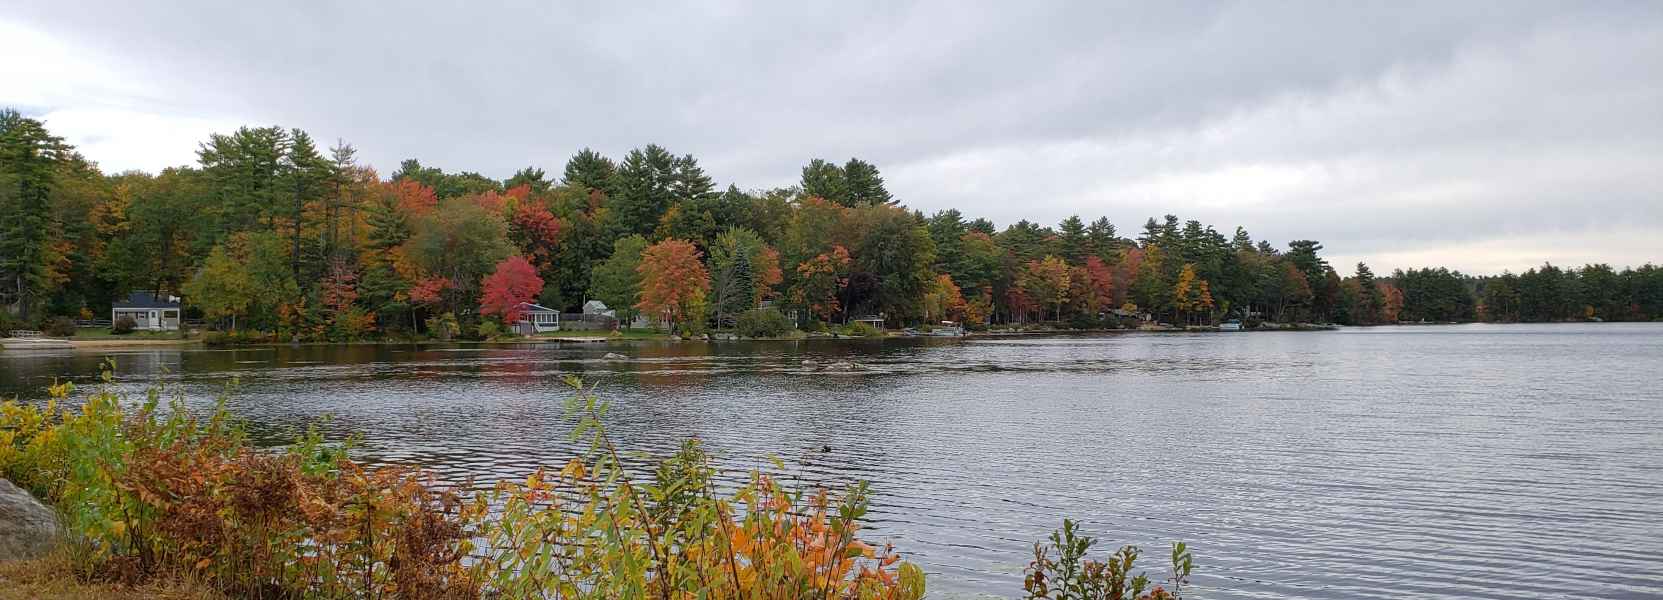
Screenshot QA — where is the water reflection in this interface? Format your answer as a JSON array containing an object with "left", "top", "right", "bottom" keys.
[{"left": 3, "top": 324, "right": 1662, "bottom": 599}]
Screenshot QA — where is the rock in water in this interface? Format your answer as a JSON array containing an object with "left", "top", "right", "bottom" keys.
[
  {"left": 0, "top": 479, "right": 58, "bottom": 560},
  {"left": 601, "top": 352, "right": 629, "bottom": 361},
  {"left": 826, "top": 361, "right": 855, "bottom": 371}
]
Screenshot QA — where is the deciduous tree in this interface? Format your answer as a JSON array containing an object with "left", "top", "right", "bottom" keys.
[
  {"left": 480, "top": 255, "right": 544, "bottom": 323},
  {"left": 636, "top": 239, "right": 709, "bottom": 334}
]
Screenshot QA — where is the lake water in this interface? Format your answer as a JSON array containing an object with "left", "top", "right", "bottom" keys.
[{"left": 3, "top": 323, "right": 1661, "bottom": 599}]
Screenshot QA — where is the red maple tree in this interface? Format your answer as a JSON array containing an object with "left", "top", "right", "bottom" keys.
[{"left": 480, "top": 255, "right": 545, "bottom": 323}]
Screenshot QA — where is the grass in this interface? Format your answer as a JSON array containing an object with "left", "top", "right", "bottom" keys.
[
  {"left": 70, "top": 327, "right": 194, "bottom": 340},
  {"left": 531, "top": 328, "right": 668, "bottom": 339},
  {"left": 0, "top": 557, "right": 222, "bottom": 600}
]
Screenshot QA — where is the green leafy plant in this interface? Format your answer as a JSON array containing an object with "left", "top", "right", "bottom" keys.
[
  {"left": 1023, "top": 519, "right": 1192, "bottom": 600},
  {"left": 475, "top": 319, "right": 503, "bottom": 340},
  {"left": 837, "top": 321, "right": 883, "bottom": 337},
  {"left": 734, "top": 307, "right": 793, "bottom": 338}
]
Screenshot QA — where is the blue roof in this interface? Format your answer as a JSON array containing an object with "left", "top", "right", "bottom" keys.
[
  {"left": 114, "top": 292, "right": 180, "bottom": 309},
  {"left": 515, "top": 302, "right": 558, "bottom": 313}
]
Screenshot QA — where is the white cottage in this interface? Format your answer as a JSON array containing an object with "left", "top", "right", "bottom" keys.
[
  {"left": 514, "top": 302, "right": 560, "bottom": 335},
  {"left": 112, "top": 292, "right": 181, "bottom": 331}
]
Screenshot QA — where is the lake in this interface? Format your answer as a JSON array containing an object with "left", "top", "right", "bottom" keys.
[{"left": 3, "top": 323, "right": 1660, "bottom": 599}]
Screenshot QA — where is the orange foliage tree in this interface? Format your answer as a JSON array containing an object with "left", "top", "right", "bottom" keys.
[
  {"left": 1072, "top": 256, "right": 1115, "bottom": 316},
  {"left": 388, "top": 179, "right": 438, "bottom": 216},
  {"left": 636, "top": 239, "right": 710, "bottom": 333},
  {"left": 792, "top": 245, "right": 852, "bottom": 322},
  {"left": 922, "top": 274, "right": 966, "bottom": 323}
]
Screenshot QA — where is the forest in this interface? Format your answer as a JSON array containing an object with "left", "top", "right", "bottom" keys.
[{"left": 3, "top": 108, "right": 1661, "bottom": 339}]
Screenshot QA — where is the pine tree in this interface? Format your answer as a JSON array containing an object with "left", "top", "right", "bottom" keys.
[
  {"left": 1087, "top": 217, "right": 1118, "bottom": 262},
  {"left": 842, "top": 158, "right": 892, "bottom": 205},
  {"left": 610, "top": 145, "right": 680, "bottom": 238},
  {"left": 284, "top": 129, "right": 329, "bottom": 287},
  {"left": 800, "top": 159, "right": 846, "bottom": 204},
  {"left": 561, "top": 148, "right": 616, "bottom": 194},
  {"left": 0, "top": 109, "right": 69, "bottom": 318},
  {"left": 1057, "top": 216, "right": 1088, "bottom": 265}
]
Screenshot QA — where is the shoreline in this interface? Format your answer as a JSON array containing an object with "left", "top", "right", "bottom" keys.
[{"left": 14, "top": 321, "right": 1616, "bottom": 353}]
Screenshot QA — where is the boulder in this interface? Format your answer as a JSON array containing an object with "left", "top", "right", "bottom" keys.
[
  {"left": 0, "top": 479, "right": 58, "bottom": 561},
  {"left": 601, "top": 352, "right": 629, "bottom": 361},
  {"left": 825, "top": 361, "right": 855, "bottom": 371}
]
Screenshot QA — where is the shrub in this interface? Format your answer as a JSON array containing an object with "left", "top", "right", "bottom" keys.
[
  {"left": 203, "top": 330, "right": 273, "bottom": 346},
  {"left": 837, "top": 321, "right": 883, "bottom": 337},
  {"left": 2, "top": 368, "right": 927, "bottom": 600},
  {"left": 0, "top": 311, "right": 13, "bottom": 338},
  {"left": 112, "top": 316, "right": 137, "bottom": 335},
  {"left": 425, "top": 312, "right": 460, "bottom": 341},
  {"left": 734, "top": 308, "right": 793, "bottom": 338},
  {"left": 476, "top": 319, "right": 503, "bottom": 340},
  {"left": 1067, "top": 313, "right": 1124, "bottom": 330},
  {"left": 327, "top": 307, "right": 375, "bottom": 342},
  {"left": 41, "top": 316, "right": 77, "bottom": 337},
  {"left": 1023, "top": 519, "right": 1193, "bottom": 600}
]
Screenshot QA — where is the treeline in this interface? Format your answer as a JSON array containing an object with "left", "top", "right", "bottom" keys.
[{"left": 2, "top": 109, "right": 1660, "bottom": 338}]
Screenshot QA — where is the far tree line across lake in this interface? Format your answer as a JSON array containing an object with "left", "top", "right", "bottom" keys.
[{"left": 2, "top": 108, "right": 1660, "bottom": 340}]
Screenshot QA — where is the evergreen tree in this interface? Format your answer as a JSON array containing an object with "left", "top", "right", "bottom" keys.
[
  {"left": 0, "top": 109, "right": 69, "bottom": 318},
  {"left": 610, "top": 144, "right": 680, "bottom": 239},
  {"left": 1086, "top": 217, "right": 1118, "bottom": 262},
  {"left": 197, "top": 125, "right": 288, "bottom": 237},
  {"left": 505, "top": 166, "right": 551, "bottom": 194},
  {"left": 800, "top": 159, "right": 846, "bottom": 204},
  {"left": 842, "top": 158, "right": 892, "bottom": 205},
  {"left": 283, "top": 129, "right": 329, "bottom": 287},
  {"left": 1057, "top": 216, "right": 1088, "bottom": 265},
  {"left": 561, "top": 148, "right": 616, "bottom": 194}
]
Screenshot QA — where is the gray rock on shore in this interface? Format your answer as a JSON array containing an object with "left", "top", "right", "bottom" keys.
[{"left": 0, "top": 478, "right": 58, "bottom": 561}]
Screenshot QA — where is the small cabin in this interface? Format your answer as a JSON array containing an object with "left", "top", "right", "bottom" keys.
[
  {"left": 113, "top": 292, "right": 181, "bottom": 331},
  {"left": 582, "top": 300, "right": 616, "bottom": 318},
  {"left": 514, "top": 302, "right": 560, "bottom": 335},
  {"left": 851, "top": 315, "right": 886, "bottom": 330}
]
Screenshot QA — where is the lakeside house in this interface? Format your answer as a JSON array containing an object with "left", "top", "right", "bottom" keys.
[
  {"left": 851, "top": 315, "right": 886, "bottom": 330},
  {"left": 112, "top": 292, "right": 181, "bottom": 331},
  {"left": 582, "top": 300, "right": 616, "bottom": 318},
  {"left": 513, "top": 302, "right": 560, "bottom": 335}
]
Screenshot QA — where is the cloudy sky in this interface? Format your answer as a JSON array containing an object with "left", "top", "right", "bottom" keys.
[{"left": 5, "top": 1, "right": 1660, "bottom": 274}]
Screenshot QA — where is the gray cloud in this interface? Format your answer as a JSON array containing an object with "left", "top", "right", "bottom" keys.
[{"left": 5, "top": 1, "right": 1661, "bottom": 274}]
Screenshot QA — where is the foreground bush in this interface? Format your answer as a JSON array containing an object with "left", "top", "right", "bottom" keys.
[
  {"left": 0, "top": 369, "right": 925, "bottom": 599},
  {"left": 1024, "top": 519, "right": 1192, "bottom": 599}
]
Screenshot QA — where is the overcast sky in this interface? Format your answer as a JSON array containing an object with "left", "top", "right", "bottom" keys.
[{"left": 5, "top": 1, "right": 1660, "bottom": 275}]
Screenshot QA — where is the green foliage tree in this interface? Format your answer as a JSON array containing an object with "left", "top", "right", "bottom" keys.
[
  {"left": 407, "top": 197, "right": 513, "bottom": 311},
  {"left": 182, "top": 244, "right": 255, "bottom": 330},
  {"left": 591, "top": 235, "right": 649, "bottom": 327},
  {"left": 709, "top": 228, "right": 768, "bottom": 328}
]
